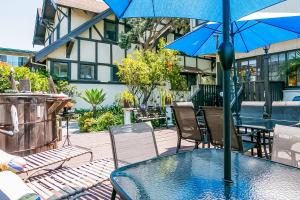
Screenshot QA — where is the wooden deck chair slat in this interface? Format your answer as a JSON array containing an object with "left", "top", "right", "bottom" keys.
[
  {"left": 65, "top": 170, "right": 96, "bottom": 187},
  {"left": 27, "top": 182, "right": 52, "bottom": 200},
  {"left": 38, "top": 178, "right": 68, "bottom": 198},
  {"left": 86, "top": 161, "right": 113, "bottom": 175},
  {"left": 70, "top": 168, "right": 103, "bottom": 182},
  {"left": 59, "top": 171, "right": 90, "bottom": 188},
  {"left": 51, "top": 174, "right": 81, "bottom": 189},
  {"left": 29, "top": 154, "right": 53, "bottom": 164},
  {"left": 78, "top": 165, "right": 106, "bottom": 178},
  {"left": 24, "top": 156, "right": 45, "bottom": 167},
  {"left": 55, "top": 172, "right": 87, "bottom": 188},
  {"left": 34, "top": 151, "right": 62, "bottom": 162},
  {"left": 44, "top": 177, "right": 76, "bottom": 194},
  {"left": 29, "top": 181, "right": 54, "bottom": 198},
  {"left": 82, "top": 164, "right": 111, "bottom": 178}
]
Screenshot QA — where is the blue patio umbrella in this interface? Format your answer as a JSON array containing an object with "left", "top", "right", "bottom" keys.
[
  {"left": 166, "top": 15, "right": 300, "bottom": 120},
  {"left": 103, "top": 0, "right": 286, "bottom": 183},
  {"left": 166, "top": 19, "right": 300, "bottom": 56}
]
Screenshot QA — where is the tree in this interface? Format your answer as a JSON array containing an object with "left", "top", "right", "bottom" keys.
[
  {"left": 117, "top": 39, "right": 187, "bottom": 105},
  {"left": 119, "top": 18, "right": 190, "bottom": 51},
  {"left": 81, "top": 89, "right": 106, "bottom": 118}
]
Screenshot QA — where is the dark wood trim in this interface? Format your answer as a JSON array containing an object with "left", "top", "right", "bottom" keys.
[
  {"left": 95, "top": 41, "right": 98, "bottom": 64},
  {"left": 57, "top": 7, "right": 68, "bottom": 18},
  {"left": 110, "top": 43, "right": 113, "bottom": 65},
  {"left": 89, "top": 28, "right": 92, "bottom": 39},
  {"left": 93, "top": 25, "right": 104, "bottom": 40},
  {"left": 66, "top": 39, "right": 75, "bottom": 58},
  {"left": 68, "top": 80, "right": 125, "bottom": 84},
  {"left": 68, "top": 8, "right": 71, "bottom": 33},
  {"left": 76, "top": 36, "right": 117, "bottom": 45}
]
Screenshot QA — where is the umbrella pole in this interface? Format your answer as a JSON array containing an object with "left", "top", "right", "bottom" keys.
[
  {"left": 230, "top": 25, "right": 241, "bottom": 125},
  {"left": 218, "top": 0, "right": 234, "bottom": 184}
]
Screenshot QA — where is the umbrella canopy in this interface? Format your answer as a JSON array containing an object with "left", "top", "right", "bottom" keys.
[
  {"left": 166, "top": 17, "right": 300, "bottom": 56},
  {"left": 103, "top": 0, "right": 284, "bottom": 23}
]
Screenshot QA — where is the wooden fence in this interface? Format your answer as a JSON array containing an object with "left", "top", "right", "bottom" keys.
[
  {"left": 190, "top": 84, "right": 222, "bottom": 110},
  {"left": 242, "top": 81, "right": 284, "bottom": 102}
]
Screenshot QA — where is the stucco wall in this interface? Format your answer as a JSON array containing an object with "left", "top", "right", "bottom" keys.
[{"left": 73, "top": 83, "right": 127, "bottom": 109}]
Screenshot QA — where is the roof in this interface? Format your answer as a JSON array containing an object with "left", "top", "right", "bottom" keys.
[
  {"left": 0, "top": 47, "right": 35, "bottom": 55},
  {"left": 34, "top": 9, "right": 112, "bottom": 62},
  {"left": 55, "top": 0, "right": 108, "bottom": 13},
  {"left": 181, "top": 66, "right": 203, "bottom": 74}
]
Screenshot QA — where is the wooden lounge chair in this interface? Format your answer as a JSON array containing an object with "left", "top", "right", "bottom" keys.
[
  {"left": 172, "top": 102, "right": 203, "bottom": 153},
  {"left": 109, "top": 122, "right": 159, "bottom": 199},
  {"left": 19, "top": 145, "right": 93, "bottom": 178},
  {"left": 0, "top": 158, "right": 115, "bottom": 200},
  {"left": 272, "top": 124, "right": 300, "bottom": 168},
  {"left": 202, "top": 107, "right": 256, "bottom": 153}
]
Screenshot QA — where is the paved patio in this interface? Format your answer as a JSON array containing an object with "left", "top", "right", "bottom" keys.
[
  {"left": 58, "top": 121, "right": 195, "bottom": 166},
  {"left": 56, "top": 121, "right": 195, "bottom": 200}
]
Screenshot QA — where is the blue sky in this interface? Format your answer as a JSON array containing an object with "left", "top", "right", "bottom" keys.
[{"left": 0, "top": 0, "right": 43, "bottom": 51}]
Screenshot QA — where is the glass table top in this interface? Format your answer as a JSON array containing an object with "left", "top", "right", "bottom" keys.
[
  {"left": 111, "top": 149, "right": 300, "bottom": 200},
  {"left": 237, "top": 117, "right": 297, "bottom": 131}
]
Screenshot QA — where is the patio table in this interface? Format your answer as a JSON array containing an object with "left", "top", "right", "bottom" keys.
[
  {"left": 236, "top": 117, "right": 298, "bottom": 158},
  {"left": 110, "top": 149, "right": 300, "bottom": 200}
]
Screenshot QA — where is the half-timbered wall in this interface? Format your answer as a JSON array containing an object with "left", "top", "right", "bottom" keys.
[{"left": 40, "top": 7, "right": 213, "bottom": 107}]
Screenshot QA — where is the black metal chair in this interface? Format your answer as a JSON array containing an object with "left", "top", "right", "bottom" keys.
[
  {"left": 172, "top": 102, "right": 203, "bottom": 153},
  {"left": 109, "top": 122, "right": 159, "bottom": 199}
]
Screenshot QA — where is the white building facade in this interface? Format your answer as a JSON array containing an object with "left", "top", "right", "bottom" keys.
[{"left": 32, "top": 0, "right": 214, "bottom": 108}]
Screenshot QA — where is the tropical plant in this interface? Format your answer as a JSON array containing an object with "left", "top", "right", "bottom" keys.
[
  {"left": 81, "top": 89, "right": 106, "bottom": 118},
  {"left": 116, "top": 39, "right": 186, "bottom": 105}
]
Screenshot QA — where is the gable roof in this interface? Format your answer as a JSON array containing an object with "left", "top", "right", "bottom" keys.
[
  {"left": 56, "top": 0, "right": 108, "bottom": 13},
  {"left": 34, "top": 9, "right": 112, "bottom": 62}
]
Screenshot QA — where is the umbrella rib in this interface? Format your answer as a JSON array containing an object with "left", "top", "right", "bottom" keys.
[
  {"left": 193, "top": 23, "right": 222, "bottom": 56},
  {"left": 234, "top": 22, "right": 249, "bottom": 52},
  {"left": 120, "top": 0, "right": 133, "bottom": 18},
  {"left": 236, "top": 22, "right": 260, "bottom": 34},
  {"left": 233, "top": 21, "right": 249, "bottom": 35},
  {"left": 151, "top": 0, "right": 155, "bottom": 17},
  {"left": 257, "top": 20, "right": 300, "bottom": 35}
]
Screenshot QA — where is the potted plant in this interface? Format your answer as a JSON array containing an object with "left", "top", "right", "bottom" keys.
[
  {"left": 165, "top": 91, "right": 173, "bottom": 105},
  {"left": 120, "top": 90, "right": 135, "bottom": 108}
]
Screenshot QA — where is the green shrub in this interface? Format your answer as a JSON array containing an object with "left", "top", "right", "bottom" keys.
[
  {"left": 0, "top": 63, "right": 49, "bottom": 93},
  {"left": 77, "top": 105, "right": 124, "bottom": 132}
]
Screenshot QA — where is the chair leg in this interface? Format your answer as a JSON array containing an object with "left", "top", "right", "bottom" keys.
[
  {"left": 176, "top": 138, "right": 181, "bottom": 153},
  {"left": 111, "top": 188, "right": 117, "bottom": 200},
  {"left": 195, "top": 142, "right": 199, "bottom": 149}
]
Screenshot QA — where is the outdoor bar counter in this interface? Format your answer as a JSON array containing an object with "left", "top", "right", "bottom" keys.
[{"left": 0, "top": 93, "right": 70, "bottom": 156}]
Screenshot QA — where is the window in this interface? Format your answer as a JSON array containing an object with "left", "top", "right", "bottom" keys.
[
  {"left": 238, "top": 59, "right": 257, "bottom": 82},
  {"left": 53, "top": 62, "right": 69, "bottom": 78},
  {"left": 104, "top": 21, "right": 118, "bottom": 42},
  {"left": 79, "top": 64, "right": 96, "bottom": 80},
  {"left": 18, "top": 57, "right": 28, "bottom": 66},
  {"left": 111, "top": 66, "right": 119, "bottom": 82},
  {"left": 0, "top": 55, "right": 7, "bottom": 62},
  {"left": 287, "top": 51, "right": 300, "bottom": 86}
]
